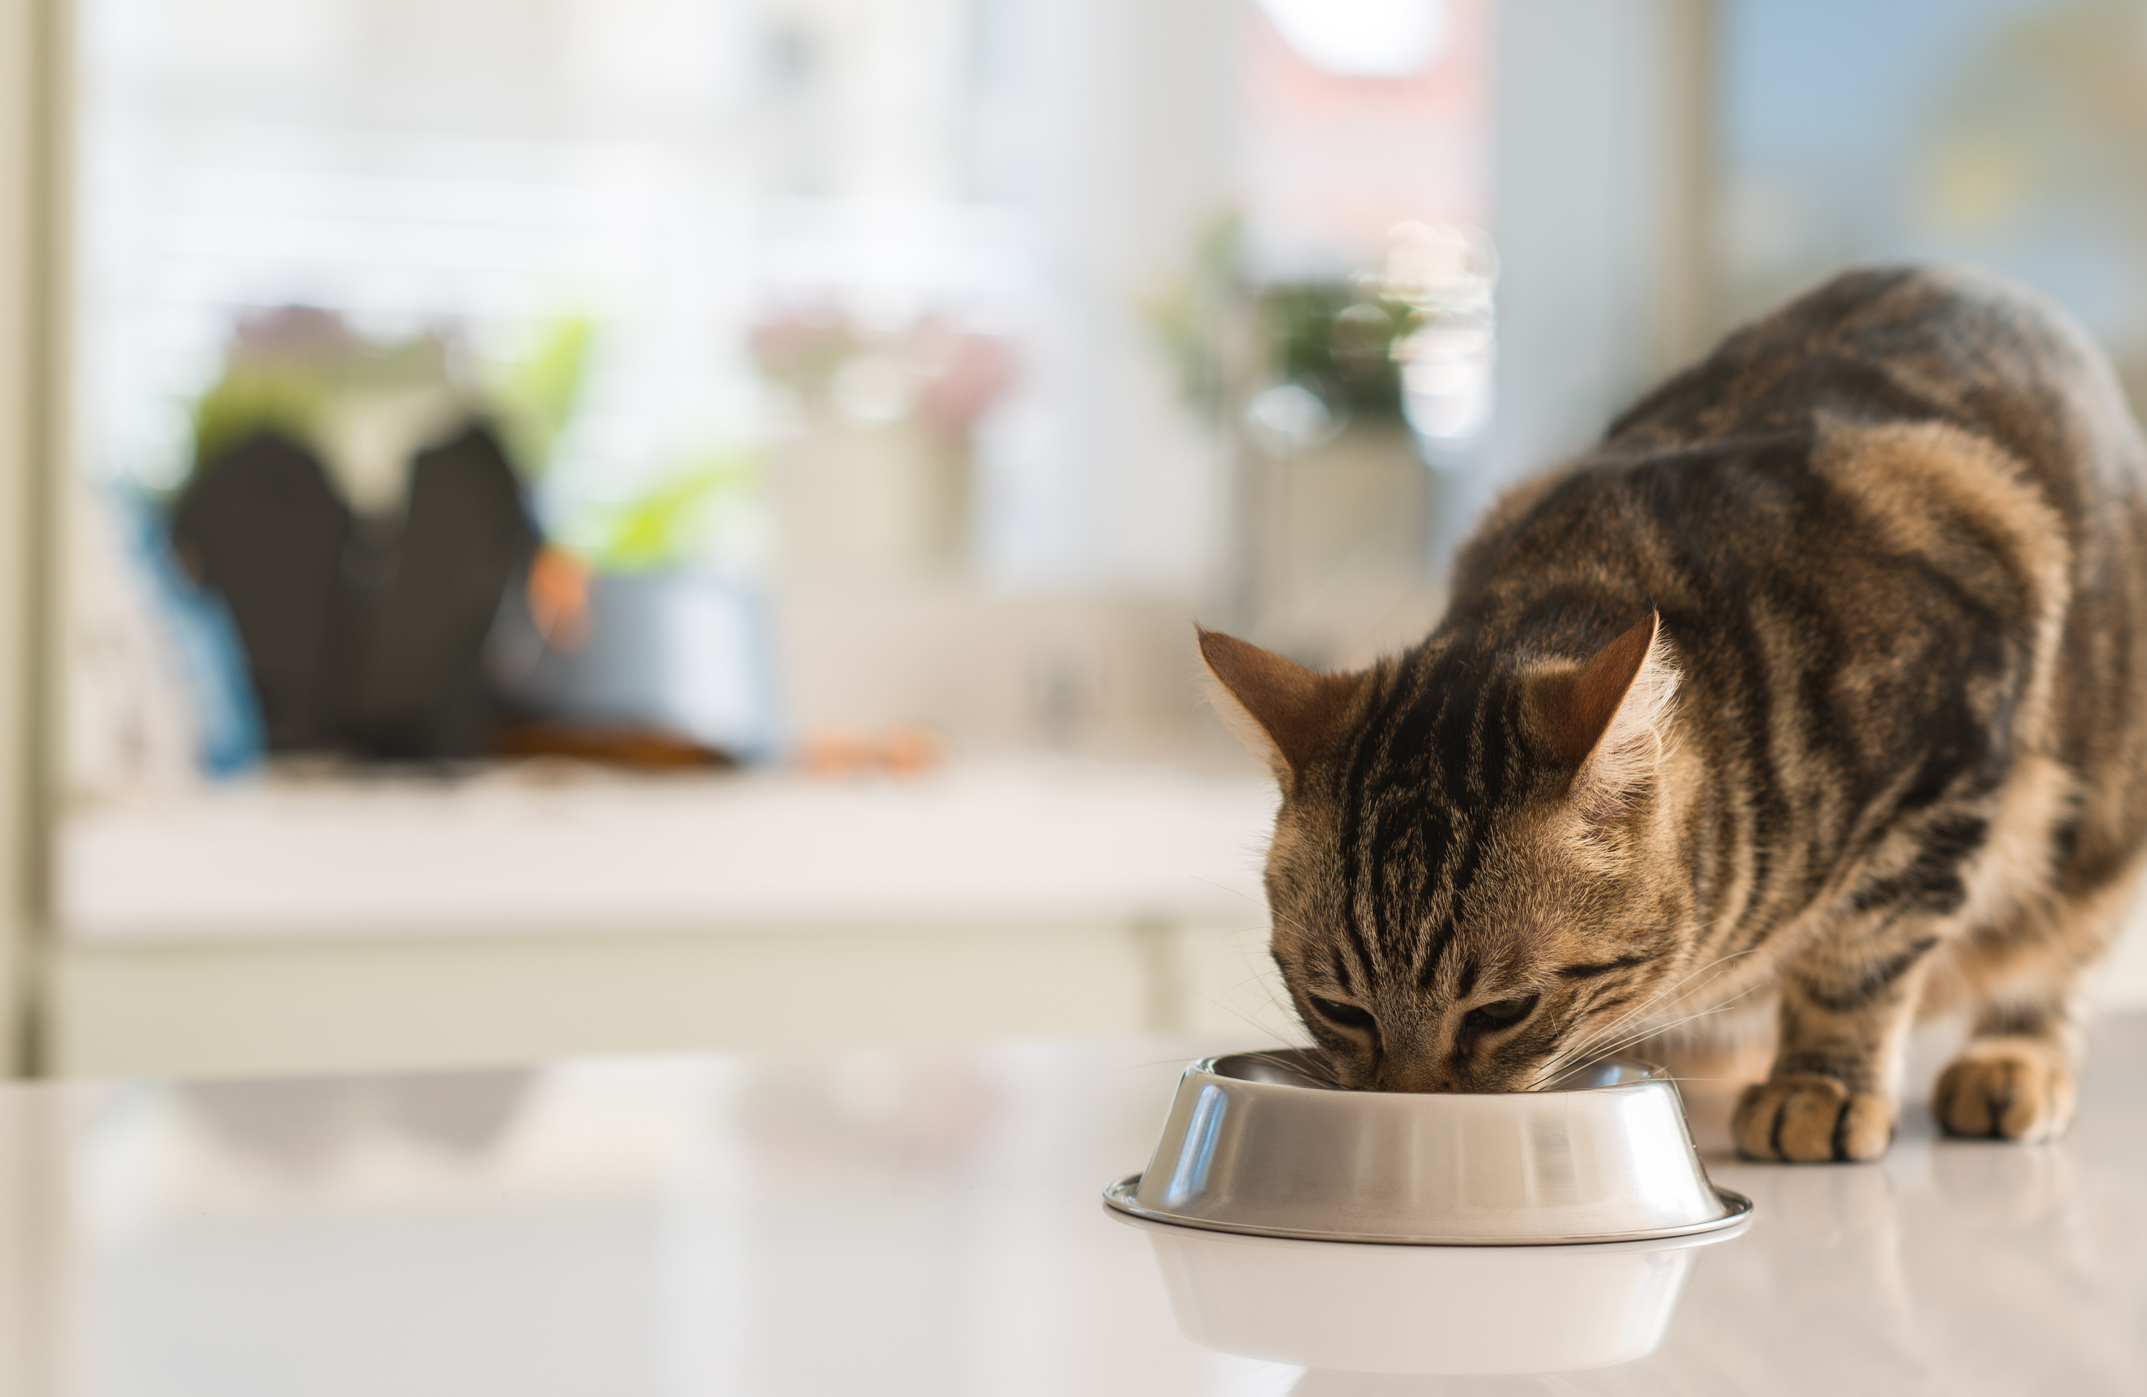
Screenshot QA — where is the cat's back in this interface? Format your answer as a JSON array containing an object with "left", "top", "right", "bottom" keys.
[
  {"left": 1445, "top": 266, "right": 2147, "bottom": 892},
  {"left": 1454, "top": 267, "right": 2147, "bottom": 613},
  {"left": 1605, "top": 265, "right": 2146, "bottom": 517}
]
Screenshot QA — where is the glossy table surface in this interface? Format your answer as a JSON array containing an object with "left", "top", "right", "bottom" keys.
[{"left": 1, "top": 1018, "right": 2142, "bottom": 1396}]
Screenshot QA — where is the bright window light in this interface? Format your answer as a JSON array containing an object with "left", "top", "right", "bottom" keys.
[{"left": 1253, "top": 0, "right": 1450, "bottom": 79}]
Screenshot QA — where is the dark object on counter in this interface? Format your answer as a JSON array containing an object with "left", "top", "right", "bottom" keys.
[
  {"left": 170, "top": 430, "right": 352, "bottom": 751},
  {"left": 174, "top": 419, "right": 540, "bottom": 761},
  {"left": 491, "top": 720, "right": 735, "bottom": 771},
  {"left": 341, "top": 424, "right": 539, "bottom": 759}
]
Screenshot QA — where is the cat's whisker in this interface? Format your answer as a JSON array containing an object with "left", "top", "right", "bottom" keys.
[
  {"left": 1240, "top": 1047, "right": 1340, "bottom": 1087},
  {"left": 1536, "top": 947, "right": 1759, "bottom": 1078},
  {"left": 1596, "top": 947, "right": 1757, "bottom": 1031},
  {"left": 1553, "top": 956, "right": 1744, "bottom": 1067},
  {"left": 1200, "top": 989, "right": 1304, "bottom": 1048},
  {"left": 1528, "top": 982, "right": 1768, "bottom": 1090},
  {"left": 1183, "top": 874, "right": 1261, "bottom": 905},
  {"left": 1203, "top": 953, "right": 1311, "bottom": 1043},
  {"left": 1524, "top": 973, "right": 1753, "bottom": 1091},
  {"left": 1532, "top": 991, "right": 1757, "bottom": 1090},
  {"left": 1183, "top": 874, "right": 1316, "bottom": 941},
  {"left": 1511, "top": 939, "right": 1760, "bottom": 1094}
]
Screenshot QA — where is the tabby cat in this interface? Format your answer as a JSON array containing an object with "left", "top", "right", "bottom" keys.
[{"left": 1201, "top": 267, "right": 2147, "bottom": 1162}]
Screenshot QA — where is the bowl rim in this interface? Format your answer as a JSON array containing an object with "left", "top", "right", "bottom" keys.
[
  {"left": 1102, "top": 1175, "right": 1754, "bottom": 1247},
  {"left": 1196, "top": 1048, "right": 1671, "bottom": 1095},
  {"left": 1103, "top": 1192, "right": 1755, "bottom": 1255}
]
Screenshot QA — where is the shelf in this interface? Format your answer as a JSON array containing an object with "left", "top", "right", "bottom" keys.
[{"left": 58, "top": 758, "right": 1278, "bottom": 943}]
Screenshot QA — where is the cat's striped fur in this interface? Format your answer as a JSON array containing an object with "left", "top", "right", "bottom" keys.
[{"left": 1202, "top": 267, "right": 2147, "bottom": 1161}]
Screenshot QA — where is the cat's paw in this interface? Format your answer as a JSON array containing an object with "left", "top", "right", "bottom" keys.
[
  {"left": 1733, "top": 1074, "right": 1894, "bottom": 1162},
  {"left": 1934, "top": 1038, "right": 2075, "bottom": 1142}
]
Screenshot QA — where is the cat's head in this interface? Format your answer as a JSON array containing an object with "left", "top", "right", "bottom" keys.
[{"left": 1201, "top": 610, "right": 1690, "bottom": 1092}]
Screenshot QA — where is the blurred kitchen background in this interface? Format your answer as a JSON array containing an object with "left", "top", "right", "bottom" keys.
[{"left": 1, "top": 0, "right": 2145, "bottom": 1078}]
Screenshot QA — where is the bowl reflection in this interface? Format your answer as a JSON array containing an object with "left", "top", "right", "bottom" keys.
[{"left": 1119, "top": 1211, "right": 1744, "bottom": 1376}]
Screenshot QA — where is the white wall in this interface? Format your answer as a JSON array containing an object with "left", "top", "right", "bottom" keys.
[
  {"left": 973, "top": 0, "right": 1238, "bottom": 596},
  {"left": 1482, "top": 0, "right": 1695, "bottom": 499}
]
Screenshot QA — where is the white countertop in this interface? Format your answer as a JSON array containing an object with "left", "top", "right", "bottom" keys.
[{"left": 1, "top": 1019, "right": 2142, "bottom": 1394}]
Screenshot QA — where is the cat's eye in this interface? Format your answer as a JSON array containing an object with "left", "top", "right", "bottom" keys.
[
  {"left": 1307, "top": 994, "right": 1377, "bottom": 1032},
  {"left": 1463, "top": 995, "right": 1538, "bottom": 1033}
]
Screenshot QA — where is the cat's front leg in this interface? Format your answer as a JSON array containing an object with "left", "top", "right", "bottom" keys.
[
  {"left": 1734, "top": 923, "right": 1942, "bottom": 1163},
  {"left": 1931, "top": 875, "right": 2132, "bottom": 1141},
  {"left": 1934, "top": 937, "right": 2100, "bottom": 1143},
  {"left": 1934, "top": 1022, "right": 2077, "bottom": 1142}
]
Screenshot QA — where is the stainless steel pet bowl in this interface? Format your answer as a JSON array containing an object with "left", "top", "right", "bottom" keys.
[{"left": 1104, "top": 1049, "right": 1750, "bottom": 1245}]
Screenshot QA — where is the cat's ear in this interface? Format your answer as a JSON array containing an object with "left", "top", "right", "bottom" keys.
[
  {"left": 1198, "top": 627, "right": 1366, "bottom": 783},
  {"left": 1531, "top": 610, "right": 1677, "bottom": 799}
]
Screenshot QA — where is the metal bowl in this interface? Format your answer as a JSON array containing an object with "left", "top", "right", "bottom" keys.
[{"left": 1104, "top": 1049, "right": 1750, "bottom": 1245}]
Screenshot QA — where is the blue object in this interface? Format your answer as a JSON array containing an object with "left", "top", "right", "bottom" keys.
[
  {"left": 110, "top": 489, "right": 267, "bottom": 776},
  {"left": 487, "top": 569, "right": 782, "bottom": 763}
]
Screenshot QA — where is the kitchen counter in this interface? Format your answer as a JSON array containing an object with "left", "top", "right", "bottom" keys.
[
  {"left": 45, "top": 760, "right": 1291, "bottom": 1077},
  {"left": 1, "top": 1017, "right": 2142, "bottom": 1395}
]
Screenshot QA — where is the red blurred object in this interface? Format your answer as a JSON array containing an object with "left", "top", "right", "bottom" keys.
[
  {"left": 799, "top": 727, "right": 942, "bottom": 777},
  {"left": 526, "top": 545, "right": 594, "bottom": 652}
]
